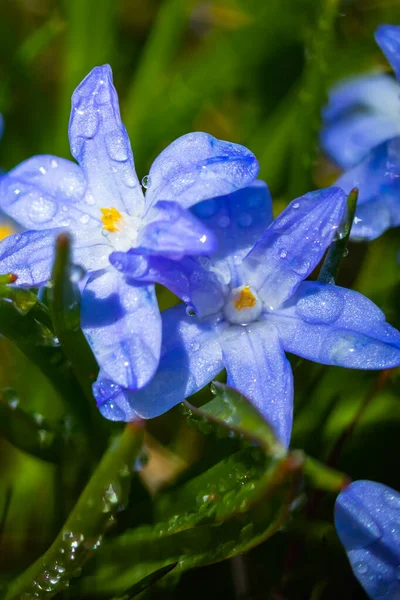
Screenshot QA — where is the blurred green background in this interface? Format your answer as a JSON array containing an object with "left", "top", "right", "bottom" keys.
[{"left": 0, "top": 1, "right": 400, "bottom": 598}]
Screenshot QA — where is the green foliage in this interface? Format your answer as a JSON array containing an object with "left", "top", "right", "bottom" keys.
[{"left": 0, "top": 1, "right": 399, "bottom": 599}]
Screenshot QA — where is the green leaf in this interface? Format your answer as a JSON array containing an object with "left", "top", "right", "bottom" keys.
[
  {"left": 4, "top": 422, "right": 144, "bottom": 600},
  {"left": 318, "top": 188, "right": 358, "bottom": 285},
  {"left": 73, "top": 386, "right": 303, "bottom": 597},
  {"left": 49, "top": 234, "right": 99, "bottom": 402},
  {"left": 110, "top": 563, "right": 177, "bottom": 600},
  {"left": 0, "top": 388, "right": 65, "bottom": 464}
]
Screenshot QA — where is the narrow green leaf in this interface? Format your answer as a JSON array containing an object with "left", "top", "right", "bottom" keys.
[
  {"left": 303, "top": 456, "right": 349, "bottom": 493},
  {"left": 318, "top": 188, "right": 358, "bottom": 284},
  {"left": 4, "top": 422, "right": 144, "bottom": 600},
  {"left": 183, "top": 382, "right": 285, "bottom": 456},
  {"left": 111, "top": 563, "right": 177, "bottom": 600},
  {"left": 49, "top": 234, "right": 99, "bottom": 402},
  {"left": 0, "top": 389, "right": 64, "bottom": 464},
  {"left": 289, "top": 0, "right": 340, "bottom": 197},
  {"left": 75, "top": 453, "right": 303, "bottom": 597}
]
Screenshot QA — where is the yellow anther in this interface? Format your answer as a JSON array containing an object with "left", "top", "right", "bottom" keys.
[
  {"left": 100, "top": 207, "right": 122, "bottom": 232},
  {"left": 0, "top": 224, "right": 14, "bottom": 241},
  {"left": 234, "top": 286, "right": 256, "bottom": 311}
]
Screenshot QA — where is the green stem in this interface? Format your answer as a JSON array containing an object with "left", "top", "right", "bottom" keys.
[{"left": 4, "top": 422, "right": 144, "bottom": 600}]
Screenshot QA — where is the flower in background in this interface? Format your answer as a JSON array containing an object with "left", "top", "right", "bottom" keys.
[
  {"left": 94, "top": 184, "right": 400, "bottom": 445},
  {"left": 325, "top": 26, "right": 400, "bottom": 241},
  {"left": 0, "top": 65, "right": 259, "bottom": 392},
  {"left": 335, "top": 480, "right": 400, "bottom": 599},
  {"left": 321, "top": 25, "right": 400, "bottom": 169}
]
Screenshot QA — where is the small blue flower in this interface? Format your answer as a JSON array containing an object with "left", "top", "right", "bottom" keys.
[
  {"left": 321, "top": 25, "right": 400, "bottom": 169},
  {"left": 93, "top": 184, "right": 400, "bottom": 445},
  {"left": 0, "top": 65, "right": 259, "bottom": 392},
  {"left": 335, "top": 480, "right": 400, "bottom": 599},
  {"left": 336, "top": 136, "right": 400, "bottom": 240}
]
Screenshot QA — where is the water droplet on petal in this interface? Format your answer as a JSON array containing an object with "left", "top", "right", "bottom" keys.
[
  {"left": 70, "top": 265, "right": 86, "bottom": 283},
  {"left": 79, "top": 214, "right": 90, "bottom": 225},
  {"left": 218, "top": 215, "right": 230, "bottom": 228},
  {"left": 279, "top": 248, "right": 287, "bottom": 259},
  {"left": 186, "top": 305, "right": 196, "bottom": 317},
  {"left": 141, "top": 175, "right": 151, "bottom": 189},
  {"left": 28, "top": 197, "right": 57, "bottom": 224},
  {"left": 238, "top": 213, "right": 253, "bottom": 228}
]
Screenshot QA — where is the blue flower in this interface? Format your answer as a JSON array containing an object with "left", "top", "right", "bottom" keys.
[
  {"left": 92, "top": 184, "right": 400, "bottom": 445},
  {"left": 336, "top": 136, "right": 400, "bottom": 240},
  {"left": 0, "top": 65, "right": 259, "bottom": 392},
  {"left": 321, "top": 25, "right": 400, "bottom": 169},
  {"left": 335, "top": 480, "right": 400, "bottom": 599}
]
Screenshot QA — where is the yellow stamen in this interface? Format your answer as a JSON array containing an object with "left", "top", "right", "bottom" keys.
[
  {"left": 100, "top": 207, "right": 122, "bottom": 232},
  {"left": 234, "top": 286, "right": 256, "bottom": 311},
  {"left": 0, "top": 224, "right": 14, "bottom": 241}
]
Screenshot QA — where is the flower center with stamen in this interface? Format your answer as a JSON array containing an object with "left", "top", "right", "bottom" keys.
[
  {"left": 100, "top": 207, "right": 139, "bottom": 251},
  {"left": 101, "top": 207, "right": 122, "bottom": 232},
  {"left": 223, "top": 285, "right": 263, "bottom": 325}
]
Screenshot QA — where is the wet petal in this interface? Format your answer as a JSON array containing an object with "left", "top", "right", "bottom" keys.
[
  {"left": 336, "top": 137, "right": 400, "bottom": 240},
  {"left": 81, "top": 270, "right": 161, "bottom": 389},
  {"left": 69, "top": 65, "right": 144, "bottom": 215},
  {"left": 271, "top": 281, "right": 400, "bottom": 369},
  {"left": 191, "top": 181, "right": 273, "bottom": 269},
  {"left": 94, "top": 304, "right": 224, "bottom": 420},
  {"left": 219, "top": 322, "right": 293, "bottom": 447},
  {"left": 109, "top": 253, "right": 226, "bottom": 319},
  {"left": 321, "top": 112, "right": 400, "bottom": 169},
  {"left": 242, "top": 187, "right": 346, "bottom": 309},
  {"left": 0, "top": 155, "right": 99, "bottom": 230},
  {"left": 145, "top": 132, "right": 259, "bottom": 208},
  {"left": 139, "top": 200, "right": 217, "bottom": 257},
  {"left": 0, "top": 228, "right": 110, "bottom": 287},
  {"left": 376, "top": 25, "right": 400, "bottom": 82},
  {"left": 335, "top": 480, "right": 400, "bottom": 600}
]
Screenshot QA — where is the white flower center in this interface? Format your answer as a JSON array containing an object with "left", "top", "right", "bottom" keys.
[
  {"left": 223, "top": 285, "right": 263, "bottom": 325},
  {"left": 100, "top": 207, "right": 140, "bottom": 251}
]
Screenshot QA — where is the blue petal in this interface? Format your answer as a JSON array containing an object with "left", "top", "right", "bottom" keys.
[
  {"left": 0, "top": 228, "right": 111, "bottom": 287},
  {"left": 93, "top": 304, "right": 224, "bottom": 420},
  {"left": 109, "top": 253, "right": 226, "bottom": 318},
  {"left": 376, "top": 25, "right": 400, "bottom": 82},
  {"left": 242, "top": 187, "right": 346, "bottom": 309},
  {"left": 323, "top": 73, "right": 400, "bottom": 121},
  {"left": 335, "top": 480, "right": 400, "bottom": 600},
  {"left": 93, "top": 370, "right": 141, "bottom": 421},
  {"left": 321, "top": 112, "right": 400, "bottom": 169},
  {"left": 336, "top": 137, "right": 400, "bottom": 240},
  {"left": 139, "top": 200, "right": 217, "bottom": 257},
  {"left": 0, "top": 155, "right": 100, "bottom": 229},
  {"left": 145, "top": 132, "right": 259, "bottom": 209},
  {"left": 69, "top": 65, "right": 144, "bottom": 215},
  {"left": 81, "top": 269, "right": 161, "bottom": 389},
  {"left": 219, "top": 322, "right": 293, "bottom": 447},
  {"left": 191, "top": 181, "right": 273, "bottom": 268},
  {"left": 0, "top": 229, "right": 61, "bottom": 286},
  {"left": 271, "top": 281, "right": 400, "bottom": 369}
]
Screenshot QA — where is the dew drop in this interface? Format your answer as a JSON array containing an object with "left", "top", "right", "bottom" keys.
[
  {"left": 79, "top": 214, "right": 90, "bottom": 225},
  {"left": 186, "top": 305, "right": 196, "bottom": 317},
  {"left": 292, "top": 202, "right": 300, "bottom": 209},
  {"left": 383, "top": 489, "right": 400, "bottom": 509},
  {"left": 218, "top": 215, "right": 230, "bottom": 228},
  {"left": 238, "top": 213, "right": 253, "bottom": 228},
  {"left": 210, "top": 382, "right": 218, "bottom": 395},
  {"left": 141, "top": 175, "right": 151, "bottom": 189},
  {"left": 70, "top": 264, "right": 85, "bottom": 283},
  {"left": 28, "top": 197, "right": 57, "bottom": 224},
  {"left": 279, "top": 248, "right": 287, "bottom": 259},
  {"left": 355, "top": 562, "right": 368, "bottom": 575}
]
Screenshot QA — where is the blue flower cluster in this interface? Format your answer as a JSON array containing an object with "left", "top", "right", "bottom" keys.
[
  {"left": 0, "top": 23, "right": 399, "bottom": 600},
  {"left": 322, "top": 24, "right": 400, "bottom": 600}
]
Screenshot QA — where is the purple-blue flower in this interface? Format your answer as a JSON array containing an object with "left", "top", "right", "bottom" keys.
[
  {"left": 0, "top": 65, "right": 259, "bottom": 392},
  {"left": 335, "top": 480, "right": 400, "bottom": 599},
  {"left": 321, "top": 25, "right": 400, "bottom": 169},
  {"left": 93, "top": 184, "right": 400, "bottom": 445}
]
